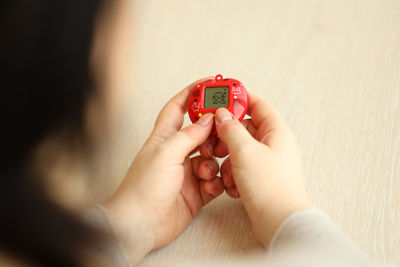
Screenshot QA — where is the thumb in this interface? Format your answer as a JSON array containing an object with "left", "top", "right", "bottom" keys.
[
  {"left": 158, "top": 113, "right": 214, "bottom": 161},
  {"left": 215, "top": 108, "right": 255, "bottom": 154}
]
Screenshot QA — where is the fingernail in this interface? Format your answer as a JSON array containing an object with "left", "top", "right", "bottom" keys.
[
  {"left": 222, "top": 172, "right": 233, "bottom": 187},
  {"left": 216, "top": 108, "right": 234, "bottom": 124},
  {"left": 206, "top": 143, "right": 213, "bottom": 157},
  {"left": 197, "top": 113, "right": 213, "bottom": 126},
  {"left": 206, "top": 162, "right": 215, "bottom": 175}
]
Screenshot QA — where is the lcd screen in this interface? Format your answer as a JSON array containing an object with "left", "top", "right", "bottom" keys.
[{"left": 204, "top": 87, "right": 229, "bottom": 109}]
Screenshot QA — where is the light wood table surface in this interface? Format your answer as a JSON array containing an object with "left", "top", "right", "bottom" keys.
[{"left": 92, "top": 0, "right": 400, "bottom": 265}]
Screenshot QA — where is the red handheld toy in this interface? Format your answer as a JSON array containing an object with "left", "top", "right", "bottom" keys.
[{"left": 187, "top": 74, "right": 248, "bottom": 136}]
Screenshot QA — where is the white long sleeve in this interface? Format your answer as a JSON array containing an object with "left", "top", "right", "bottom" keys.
[
  {"left": 84, "top": 206, "right": 380, "bottom": 267},
  {"left": 266, "top": 209, "right": 377, "bottom": 267},
  {"left": 83, "top": 205, "right": 132, "bottom": 267}
]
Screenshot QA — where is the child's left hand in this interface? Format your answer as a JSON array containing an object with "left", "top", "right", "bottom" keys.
[{"left": 103, "top": 78, "right": 224, "bottom": 264}]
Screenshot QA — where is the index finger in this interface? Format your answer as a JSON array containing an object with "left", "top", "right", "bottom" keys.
[
  {"left": 150, "top": 77, "right": 213, "bottom": 143},
  {"left": 246, "top": 92, "right": 287, "bottom": 130},
  {"left": 246, "top": 92, "right": 292, "bottom": 148}
]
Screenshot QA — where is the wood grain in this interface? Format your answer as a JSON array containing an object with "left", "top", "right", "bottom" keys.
[{"left": 91, "top": 0, "right": 400, "bottom": 265}]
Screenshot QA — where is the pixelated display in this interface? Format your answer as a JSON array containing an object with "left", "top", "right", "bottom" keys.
[{"left": 204, "top": 87, "right": 229, "bottom": 109}]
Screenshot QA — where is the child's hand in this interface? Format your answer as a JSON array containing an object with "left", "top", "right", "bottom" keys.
[
  {"left": 210, "top": 93, "right": 311, "bottom": 247},
  {"left": 103, "top": 78, "right": 224, "bottom": 264}
]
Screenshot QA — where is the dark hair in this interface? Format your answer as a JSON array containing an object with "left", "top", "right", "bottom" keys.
[{"left": 0, "top": 0, "right": 106, "bottom": 266}]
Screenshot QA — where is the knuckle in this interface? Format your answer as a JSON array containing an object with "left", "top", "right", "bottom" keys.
[
  {"left": 235, "top": 140, "right": 258, "bottom": 155},
  {"left": 153, "top": 142, "right": 170, "bottom": 160},
  {"left": 181, "top": 124, "right": 201, "bottom": 138},
  {"left": 218, "top": 120, "right": 240, "bottom": 137},
  {"left": 175, "top": 130, "right": 191, "bottom": 144}
]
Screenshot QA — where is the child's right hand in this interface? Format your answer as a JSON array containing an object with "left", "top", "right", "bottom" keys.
[{"left": 203, "top": 93, "right": 311, "bottom": 247}]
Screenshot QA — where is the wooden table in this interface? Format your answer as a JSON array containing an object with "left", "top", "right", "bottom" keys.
[{"left": 91, "top": 0, "right": 400, "bottom": 265}]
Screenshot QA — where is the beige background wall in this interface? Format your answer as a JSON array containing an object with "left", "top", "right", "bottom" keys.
[{"left": 92, "top": 0, "right": 400, "bottom": 265}]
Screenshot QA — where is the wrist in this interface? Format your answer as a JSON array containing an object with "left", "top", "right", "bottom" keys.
[
  {"left": 252, "top": 196, "right": 312, "bottom": 248},
  {"left": 103, "top": 194, "right": 156, "bottom": 265}
]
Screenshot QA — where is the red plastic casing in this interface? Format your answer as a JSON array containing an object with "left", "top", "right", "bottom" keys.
[{"left": 187, "top": 74, "right": 248, "bottom": 136}]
